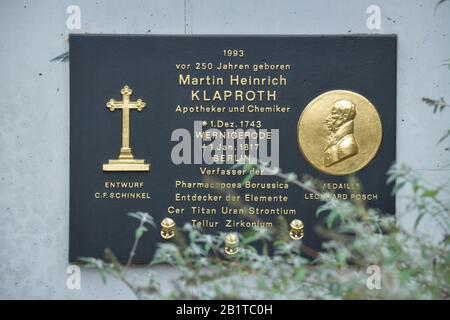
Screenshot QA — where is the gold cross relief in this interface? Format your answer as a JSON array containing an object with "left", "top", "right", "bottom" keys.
[{"left": 102, "top": 85, "right": 150, "bottom": 171}]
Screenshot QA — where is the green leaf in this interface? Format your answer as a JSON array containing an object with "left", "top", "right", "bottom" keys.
[
  {"left": 399, "top": 270, "right": 411, "bottom": 284},
  {"left": 422, "top": 189, "right": 439, "bottom": 198},
  {"left": 99, "top": 269, "right": 108, "bottom": 284},
  {"left": 243, "top": 163, "right": 254, "bottom": 172},
  {"left": 316, "top": 204, "right": 331, "bottom": 216},
  {"left": 150, "top": 258, "right": 165, "bottom": 266},
  {"left": 391, "top": 181, "right": 406, "bottom": 195},
  {"left": 438, "top": 129, "right": 450, "bottom": 144},
  {"left": 241, "top": 233, "right": 262, "bottom": 245},
  {"left": 386, "top": 174, "right": 396, "bottom": 184},
  {"left": 257, "top": 276, "right": 266, "bottom": 289},
  {"left": 135, "top": 226, "right": 148, "bottom": 240},
  {"left": 435, "top": 0, "right": 448, "bottom": 11},
  {"left": 77, "top": 257, "right": 97, "bottom": 265},
  {"left": 241, "top": 172, "right": 256, "bottom": 184},
  {"left": 443, "top": 236, "right": 450, "bottom": 246},
  {"left": 273, "top": 240, "right": 285, "bottom": 247},
  {"left": 412, "top": 182, "right": 420, "bottom": 193},
  {"left": 295, "top": 269, "right": 306, "bottom": 283},
  {"left": 414, "top": 210, "right": 427, "bottom": 230},
  {"left": 326, "top": 210, "right": 339, "bottom": 229}
]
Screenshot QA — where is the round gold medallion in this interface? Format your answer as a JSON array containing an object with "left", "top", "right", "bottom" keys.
[{"left": 297, "top": 90, "right": 382, "bottom": 176}]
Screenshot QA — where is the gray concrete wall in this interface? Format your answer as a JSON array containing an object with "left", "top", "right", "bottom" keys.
[{"left": 0, "top": 0, "right": 449, "bottom": 299}]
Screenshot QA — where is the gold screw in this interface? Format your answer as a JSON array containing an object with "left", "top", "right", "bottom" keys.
[
  {"left": 224, "top": 233, "right": 240, "bottom": 255},
  {"left": 289, "top": 219, "right": 304, "bottom": 240},
  {"left": 160, "top": 217, "right": 176, "bottom": 240}
]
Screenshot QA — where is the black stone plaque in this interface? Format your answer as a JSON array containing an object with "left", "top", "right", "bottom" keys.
[{"left": 70, "top": 35, "right": 396, "bottom": 263}]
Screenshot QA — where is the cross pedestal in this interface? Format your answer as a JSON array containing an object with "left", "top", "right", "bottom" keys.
[{"left": 102, "top": 85, "right": 150, "bottom": 172}]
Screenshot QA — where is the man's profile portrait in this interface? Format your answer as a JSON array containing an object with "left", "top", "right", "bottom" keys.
[{"left": 323, "top": 99, "right": 358, "bottom": 167}]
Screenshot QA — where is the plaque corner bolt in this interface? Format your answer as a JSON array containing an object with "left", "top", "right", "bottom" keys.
[
  {"left": 161, "top": 217, "right": 176, "bottom": 240},
  {"left": 224, "top": 232, "right": 240, "bottom": 256},
  {"left": 289, "top": 219, "right": 304, "bottom": 240}
]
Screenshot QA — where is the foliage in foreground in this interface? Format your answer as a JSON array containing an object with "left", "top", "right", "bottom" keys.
[{"left": 80, "top": 163, "right": 450, "bottom": 300}]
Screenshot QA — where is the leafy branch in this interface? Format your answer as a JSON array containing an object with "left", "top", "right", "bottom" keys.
[
  {"left": 126, "top": 211, "right": 155, "bottom": 267},
  {"left": 78, "top": 160, "right": 449, "bottom": 299},
  {"left": 422, "top": 97, "right": 450, "bottom": 148},
  {"left": 422, "top": 97, "right": 449, "bottom": 114}
]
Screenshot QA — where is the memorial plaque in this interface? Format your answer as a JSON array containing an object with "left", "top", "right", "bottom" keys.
[{"left": 69, "top": 35, "right": 396, "bottom": 263}]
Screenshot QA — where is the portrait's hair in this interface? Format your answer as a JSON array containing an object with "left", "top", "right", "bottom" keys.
[{"left": 334, "top": 100, "right": 356, "bottom": 121}]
